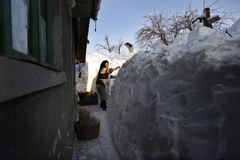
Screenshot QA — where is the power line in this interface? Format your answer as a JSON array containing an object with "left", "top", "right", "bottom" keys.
[
  {"left": 208, "top": 0, "right": 220, "bottom": 8},
  {"left": 212, "top": 11, "right": 240, "bottom": 14}
]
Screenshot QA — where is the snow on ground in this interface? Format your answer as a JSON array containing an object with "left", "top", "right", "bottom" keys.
[
  {"left": 73, "top": 43, "right": 134, "bottom": 160},
  {"left": 72, "top": 105, "right": 120, "bottom": 160}
]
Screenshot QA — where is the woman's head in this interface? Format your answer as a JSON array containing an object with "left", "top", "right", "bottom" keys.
[{"left": 100, "top": 60, "right": 109, "bottom": 68}]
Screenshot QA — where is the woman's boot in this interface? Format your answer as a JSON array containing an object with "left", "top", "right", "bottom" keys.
[
  {"left": 102, "top": 101, "right": 107, "bottom": 111},
  {"left": 100, "top": 101, "right": 104, "bottom": 108}
]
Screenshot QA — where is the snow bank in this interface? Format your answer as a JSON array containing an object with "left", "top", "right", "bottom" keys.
[{"left": 108, "top": 20, "right": 240, "bottom": 160}]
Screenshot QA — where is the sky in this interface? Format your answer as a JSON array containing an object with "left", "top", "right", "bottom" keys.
[{"left": 86, "top": 0, "right": 240, "bottom": 53}]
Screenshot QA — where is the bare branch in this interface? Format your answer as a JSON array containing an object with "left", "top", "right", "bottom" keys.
[
  {"left": 133, "top": 2, "right": 238, "bottom": 50},
  {"left": 135, "top": 10, "right": 171, "bottom": 49},
  {"left": 95, "top": 33, "right": 115, "bottom": 53},
  {"left": 115, "top": 39, "right": 124, "bottom": 54},
  {"left": 135, "top": 6, "right": 199, "bottom": 48}
]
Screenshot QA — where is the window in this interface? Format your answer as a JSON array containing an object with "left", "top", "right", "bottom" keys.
[
  {"left": 0, "top": 0, "right": 52, "bottom": 67},
  {"left": 11, "top": 0, "right": 29, "bottom": 54},
  {"left": 40, "top": 0, "right": 48, "bottom": 62}
]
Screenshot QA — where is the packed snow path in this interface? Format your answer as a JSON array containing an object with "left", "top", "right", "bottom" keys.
[{"left": 72, "top": 105, "right": 120, "bottom": 160}]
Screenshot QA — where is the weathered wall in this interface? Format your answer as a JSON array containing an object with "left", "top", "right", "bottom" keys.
[
  {"left": 0, "top": 0, "right": 76, "bottom": 159},
  {"left": 0, "top": 86, "right": 74, "bottom": 160}
]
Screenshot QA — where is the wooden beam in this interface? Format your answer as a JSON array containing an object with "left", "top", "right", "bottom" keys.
[{"left": 78, "top": 18, "right": 90, "bottom": 63}]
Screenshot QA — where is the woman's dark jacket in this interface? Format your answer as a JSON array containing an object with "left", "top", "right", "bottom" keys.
[{"left": 96, "top": 68, "right": 109, "bottom": 86}]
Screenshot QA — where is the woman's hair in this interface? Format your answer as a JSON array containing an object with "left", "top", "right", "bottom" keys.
[
  {"left": 97, "top": 60, "right": 109, "bottom": 77},
  {"left": 100, "top": 60, "right": 108, "bottom": 69}
]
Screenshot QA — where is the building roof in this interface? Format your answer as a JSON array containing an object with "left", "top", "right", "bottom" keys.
[{"left": 71, "top": 0, "right": 101, "bottom": 20}]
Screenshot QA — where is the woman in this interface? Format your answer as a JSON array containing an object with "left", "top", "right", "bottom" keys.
[{"left": 96, "top": 60, "right": 120, "bottom": 111}]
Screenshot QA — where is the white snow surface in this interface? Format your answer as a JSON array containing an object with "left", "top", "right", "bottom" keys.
[
  {"left": 72, "top": 105, "right": 121, "bottom": 160},
  {"left": 107, "top": 20, "right": 240, "bottom": 160},
  {"left": 74, "top": 19, "right": 240, "bottom": 160}
]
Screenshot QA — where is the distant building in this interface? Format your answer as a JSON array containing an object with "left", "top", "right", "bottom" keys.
[{"left": 0, "top": 0, "right": 101, "bottom": 159}]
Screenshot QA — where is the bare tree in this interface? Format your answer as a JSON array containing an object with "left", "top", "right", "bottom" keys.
[
  {"left": 135, "top": 1, "right": 238, "bottom": 48},
  {"left": 181, "top": 6, "right": 199, "bottom": 31},
  {"left": 135, "top": 7, "right": 199, "bottom": 48},
  {"left": 95, "top": 34, "right": 115, "bottom": 53},
  {"left": 115, "top": 39, "right": 124, "bottom": 54},
  {"left": 135, "top": 10, "right": 170, "bottom": 49},
  {"left": 168, "top": 6, "right": 199, "bottom": 42},
  {"left": 169, "top": 14, "right": 184, "bottom": 39}
]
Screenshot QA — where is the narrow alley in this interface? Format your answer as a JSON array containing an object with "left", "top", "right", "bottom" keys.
[{"left": 72, "top": 105, "right": 120, "bottom": 160}]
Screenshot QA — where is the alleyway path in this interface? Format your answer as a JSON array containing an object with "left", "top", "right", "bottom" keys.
[{"left": 72, "top": 105, "right": 120, "bottom": 160}]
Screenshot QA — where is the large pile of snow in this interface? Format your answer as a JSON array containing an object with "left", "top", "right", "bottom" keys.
[{"left": 108, "top": 19, "right": 240, "bottom": 160}]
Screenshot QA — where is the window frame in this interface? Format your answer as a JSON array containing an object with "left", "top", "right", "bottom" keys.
[{"left": 0, "top": 0, "right": 53, "bottom": 68}]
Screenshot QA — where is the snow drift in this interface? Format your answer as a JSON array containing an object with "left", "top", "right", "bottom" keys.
[{"left": 108, "top": 20, "right": 240, "bottom": 160}]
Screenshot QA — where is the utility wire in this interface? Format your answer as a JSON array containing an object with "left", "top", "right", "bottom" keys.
[{"left": 208, "top": 0, "right": 220, "bottom": 8}]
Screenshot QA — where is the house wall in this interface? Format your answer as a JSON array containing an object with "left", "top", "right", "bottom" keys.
[{"left": 0, "top": 0, "right": 76, "bottom": 159}]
